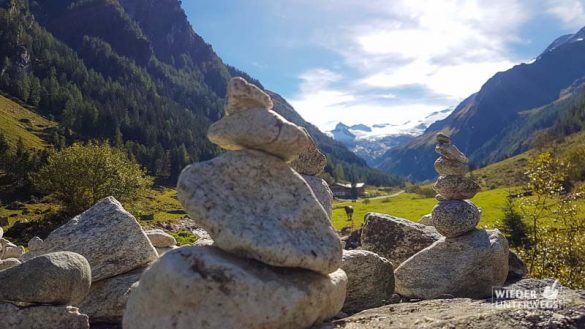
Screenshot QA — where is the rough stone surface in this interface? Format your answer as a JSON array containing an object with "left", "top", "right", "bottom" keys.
[
  {"left": 155, "top": 246, "right": 178, "bottom": 256},
  {"left": 395, "top": 229, "right": 509, "bottom": 299},
  {"left": 177, "top": 150, "right": 342, "bottom": 274},
  {"left": 0, "top": 239, "right": 24, "bottom": 259},
  {"left": 0, "top": 258, "right": 20, "bottom": 271},
  {"left": 303, "top": 175, "right": 333, "bottom": 219},
  {"left": 316, "top": 279, "right": 585, "bottom": 329},
  {"left": 24, "top": 197, "right": 158, "bottom": 281},
  {"left": 435, "top": 143, "right": 469, "bottom": 163},
  {"left": 434, "top": 156, "right": 469, "bottom": 176},
  {"left": 208, "top": 108, "right": 310, "bottom": 162},
  {"left": 123, "top": 245, "right": 347, "bottom": 329},
  {"left": 28, "top": 236, "right": 43, "bottom": 251},
  {"left": 224, "top": 76, "right": 273, "bottom": 115},
  {"left": 507, "top": 250, "right": 528, "bottom": 282},
  {"left": 419, "top": 214, "right": 433, "bottom": 226},
  {"left": 79, "top": 267, "right": 144, "bottom": 323},
  {"left": 431, "top": 200, "right": 481, "bottom": 238},
  {"left": 433, "top": 175, "right": 480, "bottom": 200},
  {"left": 0, "top": 303, "right": 89, "bottom": 329},
  {"left": 0, "top": 251, "right": 91, "bottom": 305},
  {"left": 361, "top": 213, "right": 442, "bottom": 266},
  {"left": 341, "top": 250, "right": 394, "bottom": 314},
  {"left": 290, "top": 129, "right": 327, "bottom": 175},
  {"left": 0, "top": 226, "right": 2, "bottom": 239},
  {"left": 144, "top": 229, "right": 177, "bottom": 248}
]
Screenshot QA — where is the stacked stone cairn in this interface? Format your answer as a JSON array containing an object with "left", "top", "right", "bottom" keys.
[
  {"left": 394, "top": 133, "right": 509, "bottom": 299},
  {"left": 123, "top": 77, "right": 347, "bottom": 329}
]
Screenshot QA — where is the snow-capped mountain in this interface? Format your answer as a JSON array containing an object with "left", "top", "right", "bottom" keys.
[{"left": 327, "top": 107, "right": 453, "bottom": 165}]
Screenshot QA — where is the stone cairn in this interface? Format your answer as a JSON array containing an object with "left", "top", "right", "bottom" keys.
[
  {"left": 123, "top": 77, "right": 347, "bottom": 329},
  {"left": 394, "top": 133, "right": 509, "bottom": 299}
]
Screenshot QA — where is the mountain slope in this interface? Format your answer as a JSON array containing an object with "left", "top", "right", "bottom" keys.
[
  {"left": 0, "top": 0, "right": 397, "bottom": 185},
  {"left": 380, "top": 26, "right": 585, "bottom": 181}
]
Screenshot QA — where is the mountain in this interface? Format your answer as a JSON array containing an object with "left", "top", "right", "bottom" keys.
[
  {"left": 0, "top": 0, "right": 400, "bottom": 186},
  {"left": 327, "top": 108, "right": 452, "bottom": 165},
  {"left": 379, "top": 26, "right": 585, "bottom": 181}
]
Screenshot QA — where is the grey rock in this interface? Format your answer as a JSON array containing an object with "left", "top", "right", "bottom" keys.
[
  {"left": 123, "top": 245, "right": 347, "bottom": 329},
  {"left": 0, "top": 258, "right": 20, "bottom": 271},
  {"left": 434, "top": 156, "right": 469, "bottom": 176},
  {"left": 144, "top": 229, "right": 176, "bottom": 248},
  {"left": 361, "top": 213, "right": 442, "bottom": 266},
  {"left": 207, "top": 108, "right": 310, "bottom": 162},
  {"left": 419, "top": 213, "right": 433, "bottom": 226},
  {"left": 341, "top": 250, "right": 394, "bottom": 314},
  {"left": 436, "top": 133, "right": 451, "bottom": 144},
  {"left": 24, "top": 197, "right": 158, "bottom": 281},
  {"left": 192, "top": 228, "right": 214, "bottom": 246},
  {"left": 0, "top": 303, "right": 89, "bottom": 329},
  {"left": 433, "top": 175, "right": 480, "bottom": 200},
  {"left": 155, "top": 246, "right": 178, "bottom": 256},
  {"left": 435, "top": 143, "right": 469, "bottom": 163},
  {"left": 224, "top": 76, "right": 273, "bottom": 115},
  {"left": 0, "top": 239, "right": 24, "bottom": 260},
  {"left": 28, "top": 236, "right": 43, "bottom": 251},
  {"left": 79, "top": 267, "right": 145, "bottom": 323},
  {"left": 177, "top": 150, "right": 342, "bottom": 274},
  {"left": 507, "top": 250, "right": 528, "bottom": 282},
  {"left": 290, "top": 129, "right": 327, "bottom": 175},
  {"left": 394, "top": 229, "right": 509, "bottom": 299},
  {"left": 303, "top": 175, "right": 333, "bottom": 219},
  {"left": 0, "top": 251, "right": 91, "bottom": 305},
  {"left": 315, "top": 279, "right": 585, "bottom": 329},
  {"left": 431, "top": 200, "right": 480, "bottom": 237}
]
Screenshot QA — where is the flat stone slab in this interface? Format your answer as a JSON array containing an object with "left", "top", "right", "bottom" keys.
[
  {"left": 124, "top": 245, "right": 347, "bottom": 329},
  {"left": 177, "top": 150, "right": 342, "bottom": 274},
  {"left": 433, "top": 175, "right": 480, "bottom": 200}
]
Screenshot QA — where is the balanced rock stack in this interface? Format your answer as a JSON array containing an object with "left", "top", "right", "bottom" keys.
[
  {"left": 394, "top": 134, "right": 509, "bottom": 299},
  {"left": 124, "top": 77, "right": 346, "bottom": 329}
]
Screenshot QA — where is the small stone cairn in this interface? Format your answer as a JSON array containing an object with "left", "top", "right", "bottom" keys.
[
  {"left": 394, "top": 133, "right": 509, "bottom": 299},
  {"left": 123, "top": 77, "right": 346, "bottom": 329}
]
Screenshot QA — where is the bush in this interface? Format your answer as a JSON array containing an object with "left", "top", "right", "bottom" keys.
[
  {"left": 498, "top": 195, "right": 529, "bottom": 248},
  {"left": 35, "top": 142, "right": 153, "bottom": 215}
]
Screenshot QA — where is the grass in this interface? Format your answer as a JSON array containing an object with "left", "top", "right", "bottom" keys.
[
  {"left": 0, "top": 95, "right": 56, "bottom": 150},
  {"left": 332, "top": 188, "right": 513, "bottom": 231}
]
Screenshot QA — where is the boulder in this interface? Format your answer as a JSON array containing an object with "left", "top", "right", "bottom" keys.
[
  {"left": 0, "top": 258, "right": 20, "bottom": 271},
  {"left": 0, "top": 251, "right": 91, "bottom": 305},
  {"left": 0, "top": 239, "right": 24, "bottom": 259},
  {"left": 192, "top": 228, "right": 214, "bottom": 246},
  {"left": 507, "top": 250, "right": 527, "bottom": 282},
  {"left": 79, "top": 267, "right": 144, "bottom": 324},
  {"left": 315, "top": 279, "right": 585, "bottom": 329},
  {"left": 28, "top": 236, "right": 43, "bottom": 251},
  {"left": 435, "top": 143, "right": 469, "bottom": 163},
  {"left": 290, "top": 129, "right": 327, "bottom": 175},
  {"left": 24, "top": 197, "right": 158, "bottom": 281},
  {"left": 361, "top": 213, "right": 441, "bottom": 266},
  {"left": 207, "top": 108, "right": 310, "bottom": 161},
  {"left": 155, "top": 246, "right": 178, "bottom": 256},
  {"left": 434, "top": 156, "right": 469, "bottom": 176},
  {"left": 0, "top": 303, "right": 89, "bottom": 329},
  {"left": 224, "top": 76, "right": 273, "bottom": 115},
  {"left": 144, "top": 229, "right": 177, "bottom": 248},
  {"left": 433, "top": 175, "right": 480, "bottom": 200},
  {"left": 0, "top": 226, "right": 3, "bottom": 239},
  {"left": 302, "top": 175, "right": 333, "bottom": 219},
  {"left": 431, "top": 200, "right": 480, "bottom": 237},
  {"left": 123, "top": 246, "right": 347, "bottom": 329},
  {"left": 419, "top": 213, "right": 433, "bottom": 226},
  {"left": 177, "top": 150, "right": 342, "bottom": 274},
  {"left": 341, "top": 250, "right": 394, "bottom": 314},
  {"left": 394, "top": 229, "right": 509, "bottom": 299}
]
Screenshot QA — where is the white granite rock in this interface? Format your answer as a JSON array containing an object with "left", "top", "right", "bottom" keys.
[
  {"left": 0, "top": 258, "right": 20, "bottom": 271},
  {"left": 0, "top": 239, "right": 24, "bottom": 260},
  {"left": 434, "top": 156, "right": 469, "bottom": 176},
  {"left": 302, "top": 175, "right": 333, "bottom": 219},
  {"left": 207, "top": 108, "right": 310, "bottom": 161},
  {"left": 433, "top": 175, "right": 480, "bottom": 200},
  {"left": 290, "top": 129, "right": 327, "bottom": 175},
  {"left": 144, "top": 229, "right": 177, "bottom": 248},
  {"left": 23, "top": 197, "right": 158, "bottom": 281},
  {"left": 394, "top": 229, "right": 509, "bottom": 299},
  {"left": 431, "top": 200, "right": 481, "bottom": 238},
  {"left": 28, "top": 236, "right": 44, "bottom": 251},
  {"left": 224, "top": 76, "right": 273, "bottom": 115},
  {"left": 177, "top": 150, "right": 342, "bottom": 274},
  {"left": 123, "top": 245, "right": 347, "bottom": 329},
  {"left": 0, "top": 303, "right": 89, "bottom": 329}
]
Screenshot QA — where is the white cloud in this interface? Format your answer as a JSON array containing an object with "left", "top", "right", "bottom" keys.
[
  {"left": 545, "top": 0, "right": 585, "bottom": 28},
  {"left": 288, "top": 0, "right": 533, "bottom": 131}
]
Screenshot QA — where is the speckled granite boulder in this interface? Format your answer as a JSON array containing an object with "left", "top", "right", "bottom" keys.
[
  {"left": 434, "top": 156, "right": 469, "bottom": 176},
  {"left": 433, "top": 175, "right": 480, "bottom": 200},
  {"left": 291, "top": 129, "right": 327, "bottom": 175},
  {"left": 432, "top": 200, "right": 480, "bottom": 238},
  {"left": 224, "top": 76, "right": 273, "bottom": 115}
]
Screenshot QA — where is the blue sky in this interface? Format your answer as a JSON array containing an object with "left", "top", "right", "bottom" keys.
[{"left": 184, "top": 1, "right": 585, "bottom": 132}]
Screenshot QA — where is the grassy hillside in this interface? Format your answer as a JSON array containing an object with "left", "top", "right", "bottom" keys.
[{"left": 0, "top": 95, "right": 56, "bottom": 149}]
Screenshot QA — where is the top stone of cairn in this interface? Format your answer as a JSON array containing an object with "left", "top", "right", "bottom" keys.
[
  {"left": 225, "top": 77, "right": 273, "bottom": 115},
  {"left": 435, "top": 133, "right": 469, "bottom": 164}
]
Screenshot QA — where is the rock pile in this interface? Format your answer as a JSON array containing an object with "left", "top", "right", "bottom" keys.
[
  {"left": 394, "top": 134, "right": 509, "bottom": 299},
  {"left": 124, "top": 77, "right": 346, "bottom": 329}
]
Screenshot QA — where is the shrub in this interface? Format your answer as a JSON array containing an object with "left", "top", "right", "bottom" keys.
[{"left": 35, "top": 142, "right": 152, "bottom": 215}]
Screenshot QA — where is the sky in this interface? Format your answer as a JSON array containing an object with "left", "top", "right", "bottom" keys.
[{"left": 183, "top": 0, "right": 585, "bottom": 132}]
